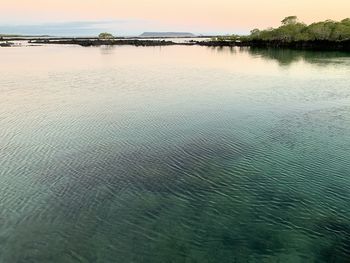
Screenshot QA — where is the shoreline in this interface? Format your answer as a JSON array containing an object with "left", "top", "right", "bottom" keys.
[
  {"left": 1, "top": 38, "right": 350, "bottom": 51},
  {"left": 201, "top": 39, "right": 350, "bottom": 51}
]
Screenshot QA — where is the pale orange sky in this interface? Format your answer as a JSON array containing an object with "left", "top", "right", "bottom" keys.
[{"left": 1, "top": 0, "right": 350, "bottom": 35}]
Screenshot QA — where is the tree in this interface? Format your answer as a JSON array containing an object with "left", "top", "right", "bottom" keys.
[
  {"left": 249, "top": 29, "right": 260, "bottom": 39},
  {"left": 281, "top": 16, "right": 298, "bottom": 26},
  {"left": 307, "top": 21, "right": 335, "bottom": 40},
  {"left": 331, "top": 22, "right": 350, "bottom": 40},
  {"left": 250, "top": 29, "right": 260, "bottom": 35},
  {"left": 98, "top": 32, "right": 114, "bottom": 40},
  {"left": 341, "top": 18, "right": 350, "bottom": 25}
]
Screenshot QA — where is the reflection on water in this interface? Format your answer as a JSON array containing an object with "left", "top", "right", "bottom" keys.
[
  {"left": 1, "top": 45, "right": 350, "bottom": 262},
  {"left": 211, "top": 45, "right": 350, "bottom": 67},
  {"left": 248, "top": 48, "right": 350, "bottom": 66},
  {"left": 99, "top": 45, "right": 116, "bottom": 55}
]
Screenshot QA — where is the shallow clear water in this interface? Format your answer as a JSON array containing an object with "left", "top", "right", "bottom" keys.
[{"left": 1, "top": 45, "right": 350, "bottom": 262}]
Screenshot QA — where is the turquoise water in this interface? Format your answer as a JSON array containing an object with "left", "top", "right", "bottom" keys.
[{"left": 1, "top": 45, "right": 350, "bottom": 262}]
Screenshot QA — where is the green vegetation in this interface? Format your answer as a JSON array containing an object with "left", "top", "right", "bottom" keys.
[
  {"left": 213, "top": 16, "right": 350, "bottom": 42},
  {"left": 250, "top": 16, "right": 350, "bottom": 41},
  {"left": 98, "top": 32, "right": 114, "bottom": 40}
]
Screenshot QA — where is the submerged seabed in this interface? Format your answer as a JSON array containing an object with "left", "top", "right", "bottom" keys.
[{"left": 1, "top": 46, "right": 350, "bottom": 262}]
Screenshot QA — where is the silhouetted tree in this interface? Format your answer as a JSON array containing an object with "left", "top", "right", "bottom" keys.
[{"left": 98, "top": 33, "right": 114, "bottom": 40}]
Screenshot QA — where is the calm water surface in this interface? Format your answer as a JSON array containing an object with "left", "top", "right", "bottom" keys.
[{"left": 1, "top": 45, "right": 350, "bottom": 262}]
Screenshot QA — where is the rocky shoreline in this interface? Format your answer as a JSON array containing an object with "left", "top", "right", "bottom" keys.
[
  {"left": 1, "top": 38, "right": 350, "bottom": 51},
  {"left": 200, "top": 39, "right": 350, "bottom": 51},
  {"left": 0, "top": 42, "right": 14, "bottom": 47},
  {"left": 28, "top": 39, "right": 177, "bottom": 47}
]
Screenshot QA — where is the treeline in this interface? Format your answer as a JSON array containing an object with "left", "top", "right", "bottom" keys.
[
  {"left": 215, "top": 16, "right": 350, "bottom": 42},
  {"left": 250, "top": 16, "right": 350, "bottom": 41}
]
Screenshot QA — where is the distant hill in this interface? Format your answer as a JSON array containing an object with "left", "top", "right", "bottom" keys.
[{"left": 139, "top": 32, "right": 195, "bottom": 38}]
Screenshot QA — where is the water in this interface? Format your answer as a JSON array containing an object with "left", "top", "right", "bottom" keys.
[{"left": 1, "top": 45, "right": 350, "bottom": 262}]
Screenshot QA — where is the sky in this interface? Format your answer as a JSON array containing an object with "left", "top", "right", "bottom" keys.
[{"left": 1, "top": 0, "right": 350, "bottom": 36}]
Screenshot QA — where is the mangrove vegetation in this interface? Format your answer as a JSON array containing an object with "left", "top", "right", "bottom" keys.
[
  {"left": 214, "top": 16, "right": 350, "bottom": 42},
  {"left": 250, "top": 16, "right": 350, "bottom": 41}
]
